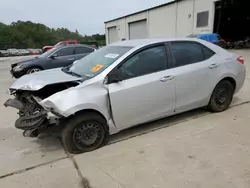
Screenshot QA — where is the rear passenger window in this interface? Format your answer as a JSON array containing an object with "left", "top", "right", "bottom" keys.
[
  {"left": 56, "top": 47, "right": 74, "bottom": 57},
  {"left": 75, "top": 47, "right": 94, "bottom": 54},
  {"left": 202, "top": 45, "right": 215, "bottom": 60},
  {"left": 171, "top": 42, "right": 204, "bottom": 67}
]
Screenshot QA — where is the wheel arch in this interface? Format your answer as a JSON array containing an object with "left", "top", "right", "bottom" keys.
[
  {"left": 208, "top": 76, "right": 236, "bottom": 105},
  {"left": 26, "top": 65, "right": 44, "bottom": 72},
  {"left": 218, "top": 77, "right": 236, "bottom": 92},
  {"left": 66, "top": 109, "right": 109, "bottom": 132}
]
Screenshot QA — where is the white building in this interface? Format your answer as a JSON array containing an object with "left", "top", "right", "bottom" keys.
[{"left": 104, "top": 0, "right": 249, "bottom": 44}]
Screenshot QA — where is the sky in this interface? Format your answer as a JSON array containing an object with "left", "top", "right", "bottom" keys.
[{"left": 0, "top": 0, "right": 172, "bottom": 35}]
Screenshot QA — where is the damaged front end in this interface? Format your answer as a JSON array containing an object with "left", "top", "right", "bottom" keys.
[
  {"left": 4, "top": 81, "right": 80, "bottom": 137},
  {"left": 4, "top": 92, "right": 49, "bottom": 137}
]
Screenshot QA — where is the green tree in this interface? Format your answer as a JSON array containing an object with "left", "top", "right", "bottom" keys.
[{"left": 0, "top": 21, "right": 106, "bottom": 49}]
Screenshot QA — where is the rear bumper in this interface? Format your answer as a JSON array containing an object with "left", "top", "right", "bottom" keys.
[{"left": 235, "top": 66, "right": 246, "bottom": 94}]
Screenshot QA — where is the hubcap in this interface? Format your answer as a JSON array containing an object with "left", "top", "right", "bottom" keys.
[
  {"left": 73, "top": 123, "right": 101, "bottom": 147},
  {"left": 28, "top": 68, "right": 40, "bottom": 74},
  {"left": 215, "top": 88, "right": 229, "bottom": 107}
]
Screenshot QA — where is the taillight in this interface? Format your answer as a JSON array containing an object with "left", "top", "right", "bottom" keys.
[{"left": 237, "top": 56, "right": 244, "bottom": 64}]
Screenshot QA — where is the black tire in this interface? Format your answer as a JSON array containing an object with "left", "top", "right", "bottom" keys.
[
  {"left": 62, "top": 112, "right": 108, "bottom": 154},
  {"left": 27, "top": 67, "right": 42, "bottom": 74},
  {"left": 208, "top": 80, "right": 234, "bottom": 112}
]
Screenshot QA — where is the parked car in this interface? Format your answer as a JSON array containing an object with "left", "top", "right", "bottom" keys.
[
  {"left": 35, "top": 49, "right": 43, "bottom": 54},
  {"left": 17, "top": 49, "right": 30, "bottom": 56},
  {"left": 27, "top": 49, "right": 41, "bottom": 55},
  {"left": 188, "top": 33, "right": 227, "bottom": 48},
  {"left": 7, "top": 49, "right": 19, "bottom": 56},
  {"left": 10, "top": 44, "right": 96, "bottom": 78},
  {"left": 4, "top": 38, "right": 246, "bottom": 153},
  {"left": 42, "top": 40, "right": 78, "bottom": 52},
  {"left": 0, "top": 50, "right": 9, "bottom": 57}
]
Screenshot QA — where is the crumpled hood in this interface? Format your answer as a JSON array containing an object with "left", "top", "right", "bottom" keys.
[{"left": 10, "top": 68, "right": 82, "bottom": 91}]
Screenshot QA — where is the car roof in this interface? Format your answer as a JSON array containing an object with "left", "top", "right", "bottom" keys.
[
  {"left": 109, "top": 38, "right": 202, "bottom": 47},
  {"left": 58, "top": 44, "right": 95, "bottom": 49}
]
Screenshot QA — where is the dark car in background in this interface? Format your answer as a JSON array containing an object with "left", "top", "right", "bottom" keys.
[{"left": 11, "top": 44, "right": 96, "bottom": 78}]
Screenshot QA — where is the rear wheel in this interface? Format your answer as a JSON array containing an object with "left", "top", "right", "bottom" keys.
[
  {"left": 62, "top": 112, "right": 108, "bottom": 154},
  {"left": 208, "top": 80, "right": 234, "bottom": 112},
  {"left": 27, "top": 67, "right": 42, "bottom": 74}
]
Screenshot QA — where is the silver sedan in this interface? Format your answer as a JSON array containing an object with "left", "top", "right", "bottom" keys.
[{"left": 5, "top": 38, "right": 246, "bottom": 153}]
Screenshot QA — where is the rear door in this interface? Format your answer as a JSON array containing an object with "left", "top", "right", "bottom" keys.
[
  {"left": 50, "top": 47, "right": 75, "bottom": 68},
  {"left": 169, "top": 41, "right": 222, "bottom": 113},
  {"left": 74, "top": 46, "right": 95, "bottom": 60},
  {"left": 108, "top": 44, "right": 176, "bottom": 129}
]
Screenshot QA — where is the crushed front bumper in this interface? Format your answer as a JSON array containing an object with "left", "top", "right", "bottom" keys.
[{"left": 4, "top": 98, "right": 47, "bottom": 130}]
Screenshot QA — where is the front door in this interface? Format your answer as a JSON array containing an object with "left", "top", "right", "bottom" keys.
[
  {"left": 108, "top": 45, "right": 176, "bottom": 130},
  {"left": 50, "top": 47, "right": 75, "bottom": 68}
]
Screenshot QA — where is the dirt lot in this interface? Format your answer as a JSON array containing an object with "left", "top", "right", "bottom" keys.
[{"left": 0, "top": 51, "right": 250, "bottom": 188}]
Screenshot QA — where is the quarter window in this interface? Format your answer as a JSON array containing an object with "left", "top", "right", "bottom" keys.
[
  {"left": 202, "top": 45, "right": 215, "bottom": 59},
  {"left": 119, "top": 45, "right": 166, "bottom": 79},
  {"left": 55, "top": 47, "right": 74, "bottom": 57},
  {"left": 171, "top": 42, "right": 204, "bottom": 67}
]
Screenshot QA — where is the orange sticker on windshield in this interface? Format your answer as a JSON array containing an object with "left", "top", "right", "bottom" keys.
[{"left": 91, "top": 64, "right": 103, "bottom": 72}]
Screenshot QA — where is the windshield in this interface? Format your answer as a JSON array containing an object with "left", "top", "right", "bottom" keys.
[{"left": 68, "top": 46, "right": 132, "bottom": 78}]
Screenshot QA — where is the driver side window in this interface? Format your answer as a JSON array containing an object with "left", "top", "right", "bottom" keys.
[{"left": 119, "top": 45, "right": 167, "bottom": 80}]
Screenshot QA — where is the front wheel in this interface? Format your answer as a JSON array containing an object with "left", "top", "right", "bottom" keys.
[
  {"left": 62, "top": 112, "right": 108, "bottom": 154},
  {"left": 208, "top": 80, "right": 234, "bottom": 112},
  {"left": 27, "top": 67, "right": 42, "bottom": 74}
]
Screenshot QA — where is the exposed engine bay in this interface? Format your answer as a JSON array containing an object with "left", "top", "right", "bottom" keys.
[{"left": 4, "top": 81, "right": 79, "bottom": 137}]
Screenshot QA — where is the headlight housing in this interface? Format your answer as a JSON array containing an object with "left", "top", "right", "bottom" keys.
[{"left": 13, "top": 64, "right": 24, "bottom": 72}]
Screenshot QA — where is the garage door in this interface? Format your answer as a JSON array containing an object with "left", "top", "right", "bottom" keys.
[
  {"left": 129, "top": 20, "right": 147, "bottom": 40},
  {"left": 108, "top": 27, "right": 118, "bottom": 44}
]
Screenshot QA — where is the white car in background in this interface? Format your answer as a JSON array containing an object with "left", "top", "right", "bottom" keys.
[
  {"left": 17, "top": 49, "right": 30, "bottom": 56},
  {"left": 4, "top": 38, "right": 246, "bottom": 154},
  {"left": 7, "top": 48, "right": 19, "bottom": 56}
]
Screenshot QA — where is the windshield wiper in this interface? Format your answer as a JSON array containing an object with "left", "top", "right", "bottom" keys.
[{"left": 61, "top": 67, "right": 82, "bottom": 78}]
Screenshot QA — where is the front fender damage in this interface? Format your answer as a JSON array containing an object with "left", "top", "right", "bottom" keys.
[{"left": 38, "top": 82, "right": 118, "bottom": 134}]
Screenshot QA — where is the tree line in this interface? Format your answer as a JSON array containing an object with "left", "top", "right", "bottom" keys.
[{"left": 0, "top": 21, "right": 105, "bottom": 49}]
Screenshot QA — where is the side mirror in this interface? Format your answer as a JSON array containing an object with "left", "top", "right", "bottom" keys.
[
  {"left": 50, "top": 53, "right": 58, "bottom": 59},
  {"left": 108, "top": 69, "right": 122, "bottom": 84}
]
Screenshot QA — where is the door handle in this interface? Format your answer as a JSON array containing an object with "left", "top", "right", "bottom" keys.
[
  {"left": 68, "top": 58, "right": 74, "bottom": 61},
  {"left": 160, "top": 75, "right": 175, "bottom": 82},
  {"left": 209, "top": 63, "right": 219, "bottom": 69}
]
